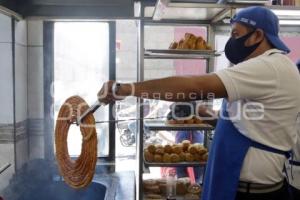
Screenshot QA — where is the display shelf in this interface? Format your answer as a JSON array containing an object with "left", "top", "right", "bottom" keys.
[
  {"left": 144, "top": 160, "right": 207, "bottom": 167},
  {"left": 144, "top": 120, "right": 214, "bottom": 131},
  {"left": 144, "top": 49, "right": 222, "bottom": 59}
]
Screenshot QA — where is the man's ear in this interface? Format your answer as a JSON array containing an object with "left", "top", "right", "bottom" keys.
[{"left": 254, "top": 29, "right": 264, "bottom": 43}]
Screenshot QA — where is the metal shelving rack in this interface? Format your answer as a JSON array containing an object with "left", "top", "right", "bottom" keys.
[{"left": 136, "top": 1, "right": 300, "bottom": 199}]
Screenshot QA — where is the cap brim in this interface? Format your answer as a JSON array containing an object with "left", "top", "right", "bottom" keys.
[{"left": 265, "top": 33, "right": 290, "bottom": 53}]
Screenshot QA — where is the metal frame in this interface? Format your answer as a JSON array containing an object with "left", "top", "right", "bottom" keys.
[
  {"left": 136, "top": 1, "right": 219, "bottom": 199},
  {"left": 43, "top": 21, "right": 55, "bottom": 162}
]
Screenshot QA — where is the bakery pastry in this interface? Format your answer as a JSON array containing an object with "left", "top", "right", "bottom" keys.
[
  {"left": 188, "top": 145, "right": 198, "bottom": 154},
  {"left": 164, "top": 144, "right": 173, "bottom": 154},
  {"left": 144, "top": 149, "right": 154, "bottom": 162},
  {"left": 185, "top": 153, "right": 194, "bottom": 162},
  {"left": 176, "top": 181, "right": 188, "bottom": 195},
  {"left": 172, "top": 144, "right": 183, "bottom": 154},
  {"left": 144, "top": 185, "right": 161, "bottom": 194},
  {"left": 169, "top": 42, "right": 178, "bottom": 49},
  {"left": 155, "top": 147, "right": 165, "bottom": 155},
  {"left": 184, "top": 118, "right": 194, "bottom": 124},
  {"left": 143, "top": 179, "right": 157, "bottom": 187},
  {"left": 154, "top": 154, "right": 163, "bottom": 162},
  {"left": 187, "top": 183, "right": 202, "bottom": 194},
  {"left": 158, "top": 183, "right": 167, "bottom": 195},
  {"left": 179, "top": 152, "right": 186, "bottom": 162},
  {"left": 181, "top": 140, "right": 191, "bottom": 151},
  {"left": 147, "top": 144, "right": 156, "bottom": 154},
  {"left": 163, "top": 153, "right": 171, "bottom": 163},
  {"left": 170, "top": 153, "right": 180, "bottom": 163}
]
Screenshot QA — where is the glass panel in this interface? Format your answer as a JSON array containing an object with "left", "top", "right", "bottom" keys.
[{"left": 54, "top": 22, "right": 109, "bottom": 157}]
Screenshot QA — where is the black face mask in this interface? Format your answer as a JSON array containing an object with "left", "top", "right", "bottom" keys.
[{"left": 225, "top": 30, "right": 262, "bottom": 65}]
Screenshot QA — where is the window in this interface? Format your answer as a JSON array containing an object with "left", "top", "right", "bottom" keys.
[{"left": 53, "top": 22, "right": 110, "bottom": 157}]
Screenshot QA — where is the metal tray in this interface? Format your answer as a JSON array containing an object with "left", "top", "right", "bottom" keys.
[
  {"left": 144, "top": 49, "right": 221, "bottom": 59},
  {"left": 144, "top": 120, "right": 214, "bottom": 131},
  {"left": 144, "top": 160, "right": 207, "bottom": 167}
]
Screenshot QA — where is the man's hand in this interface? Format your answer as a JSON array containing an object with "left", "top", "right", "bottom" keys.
[
  {"left": 97, "top": 81, "right": 132, "bottom": 104},
  {"left": 97, "top": 81, "right": 116, "bottom": 105}
]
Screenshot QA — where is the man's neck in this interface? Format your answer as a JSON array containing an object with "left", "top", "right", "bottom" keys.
[{"left": 246, "top": 39, "right": 273, "bottom": 60}]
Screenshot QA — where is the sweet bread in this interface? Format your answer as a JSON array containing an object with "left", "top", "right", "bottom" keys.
[
  {"left": 172, "top": 144, "right": 183, "bottom": 154},
  {"left": 187, "top": 183, "right": 202, "bottom": 194},
  {"left": 170, "top": 153, "right": 180, "bottom": 163},
  {"left": 163, "top": 153, "right": 171, "bottom": 163},
  {"left": 155, "top": 145, "right": 165, "bottom": 155},
  {"left": 169, "top": 42, "right": 178, "bottom": 49},
  {"left": 188, "top": 145, "right": 198, "bottom": 154},
  {"left": 164, "top": 144, "right": 173, "bottom": 154},
  {"left": 144, "top": 149, "right": 154, "bottom": 162},
  {"left": 181, "top": 140, "right": 191, "bottom": 151},
  {"left": 154, "top": 154, "right": 163, "bottom": 162},
  {"left": 185, "top": 153, "right": 194, "bottom": 162},
  {"left": 55, "top": 96, "right": 97, "bottom": 189},
  {"left": 176, "top": 181, "right": 188, "bottom": 195},
  {"left": 147, "top": 144, "right": 156, "bottom": 154}
]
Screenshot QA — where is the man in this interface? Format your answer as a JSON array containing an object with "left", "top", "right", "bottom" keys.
[
  {"left": 98, "top": 6, "right": 300, "bottom": 200},
  {"left": 285, "top": 60, "right": 300, "bottom": 199}
]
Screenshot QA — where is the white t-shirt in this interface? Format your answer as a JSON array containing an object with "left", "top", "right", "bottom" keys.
[{"left": 215, "top": 49, "right": 300, "bottom": 184}]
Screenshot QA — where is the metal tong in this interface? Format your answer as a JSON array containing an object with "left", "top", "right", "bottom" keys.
[{"left": 76, "top": 83, "right": 121, "bottom": 125}]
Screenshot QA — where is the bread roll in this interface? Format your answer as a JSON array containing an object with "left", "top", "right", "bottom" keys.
[
  {"left": 176, "top": 181, "right": 188, "bottom": 195},
  {"left": 170, "top": 153, "right": 180, "bottom": 163},
  {"left": 185, "top": 152, "right": 194, "bottom": 162},
  {"left": 172, "top": 144, "right": 183, "bottom": 154},
  {"left": 143, "top": 179, "right": 156, "bottom": 186},
  {"left": 188, "top": 145, "right": 198, "bottom": 154},
  {"left": 155, "top": 147, "right": 164, "bottom": 155},
  {"left": 164, "top": 144, "right": 173, "bottom": 154},
  {"left": 187, "top": 183, "right": 202, "bottom": 194},
  {"left": 154, "top": 154, "right": 163, "bottom": 162},
  {"left": 169, "top": 42, "right": 178, "bottom": 49},
  {"left": 163, "top": 153, "right": 171, "bottom": 163},
  {"left": 179, "top": 152, "right": 186, "bottom": 162},
  {"left": 181, "top": 140, "right": 191, "bottom": 151},
  {"left": 147, "top": 144, "right": 156, "bottom": 154},
  {"left": 144, "top": 149, "right": 154, "bottom": 162}
]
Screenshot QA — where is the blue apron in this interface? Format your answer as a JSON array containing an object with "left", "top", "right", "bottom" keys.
[{"left": 202, "top": 100, "right": 291, "bottom": 200}]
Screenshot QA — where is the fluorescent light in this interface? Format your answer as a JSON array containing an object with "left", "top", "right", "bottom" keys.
[
  {"left": 279, "top": 20, "right": 300, "bottom": 25},
  {"left": 272, "top": 10, "right": 300, "bottom": 17}
]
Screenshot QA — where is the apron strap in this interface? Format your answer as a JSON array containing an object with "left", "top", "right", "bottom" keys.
[
  {"left": 250, "top": 140, "right": 291, "bottom": 159},
  {"left": 289, "top": 160, "right": 300, "bottom": 166}
]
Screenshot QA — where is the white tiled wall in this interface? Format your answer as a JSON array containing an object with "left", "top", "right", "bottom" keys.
[
  {"left": 0, "top": 14, "right": 13, "bottom": 124},
  {"left": 0, "top": 14, "right": 12, "bottom": 43},
  {"left": 28, "top": 20, "right": 43, "bottom": 46},
  {"left": 15, "top": 44, "right": 28, "bottom": 122},
  {"left": 28, "top": 47, "right": 44, "bottom": 119},
  {"left": 27, "top": 20, "right": 45, "bottom": 161}
]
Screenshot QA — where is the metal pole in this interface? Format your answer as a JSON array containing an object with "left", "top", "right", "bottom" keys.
[{"left": 136, "top": 2, "right": 145, "bottom": 199}]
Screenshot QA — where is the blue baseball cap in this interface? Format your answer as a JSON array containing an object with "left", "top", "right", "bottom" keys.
[{"left": 230, "top": 6, "right": 290, "bottom": 53}]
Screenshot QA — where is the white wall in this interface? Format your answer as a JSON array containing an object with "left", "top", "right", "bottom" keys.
[
  {"left": 27, "top": 20, "right": 45, "bottom": 160},
  {"left": 0, "top": 13, "right": 14, "bottom": 193}
]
